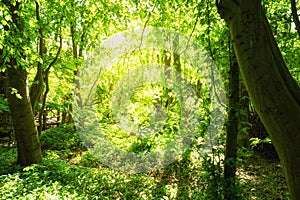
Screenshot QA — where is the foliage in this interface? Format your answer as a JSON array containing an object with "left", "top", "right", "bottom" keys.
[
  {"left": 199, "top": 154, "right": 225, "bottom": 199},
  {"left": 40, "top": 125, "right": 83, "bottom": 152},
  {"left": 0, "top": 146, "right": 289, "bottom": 199},
  {"left": 0, "top": 94, "right": 9, "bottom": 113},
  {"left": 0, "top": 0, "right": 298, "bottom": 198},
  {"left": 263, "top": 0, "right": 300, "bottom": 84},
  {"left": 0, "top": 147, "right": 17, "bottom": 175}
]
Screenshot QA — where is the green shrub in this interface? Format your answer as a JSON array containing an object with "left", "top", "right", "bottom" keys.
[
  {"left": 40, "top": 124, "right": 84, "bottom": 151},
  {"left": 0, "top": 147, "right": 18, "bottom": 175}
]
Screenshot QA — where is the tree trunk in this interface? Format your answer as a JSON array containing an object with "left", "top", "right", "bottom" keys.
[
  {"left": 237, "top": 81, "right": 249, "bottom": 147},
  {"left": 2, "top": 0, "right": 42, "bottom": 166},
  {"left": 6, "top": 67, "right": 42, "bottom": 166},
  {"left": 224, "top": 46, "right": 239, "bottom": 200},
  {"left": 38, "top": 27, "right": 62, "bottom": 135},
  {"left": 217, "top": 1, "right": 300, "bottom": 199},
  {"left": 290, "top": 0, "right": 300, "bottom": 39},
  {"left": 29, "top": 66, "right": 44, "bottom": 113},
  {"left": 29, "top": 1, "right": 46, "bottom": 113},
  {"left": 62, "top": 111, "right": 67, "bottom": 124}
]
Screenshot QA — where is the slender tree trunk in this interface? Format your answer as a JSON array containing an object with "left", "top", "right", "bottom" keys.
[
  {"left": 224, "top": 46, "right": 239, "bottom": 200},
  {"left": 6, "top": 67, "right": 42, "bottom": 165},
  {"left": 237, "top": 81, "right": 249, "bottom": 147},
  {"left": 217, "top": 1, "right": 300, "bottom": 199},
  {"left": 38, "top": 29, "right": 62, "bottom": 135},
  {"left": 29, "top": 1, "right": 45, "bottom": 113},
  {"left": 66, "top": 103, "right": 73, "bottom": 124},
  {"left": 62, "top": 111, "right": 67, "bottom": 124},
  {"left": 70, "top": 22, "right": 77, "bottom": 124},
  {"left": 290, "top": 0, "right": 300, "bottom": 39}
]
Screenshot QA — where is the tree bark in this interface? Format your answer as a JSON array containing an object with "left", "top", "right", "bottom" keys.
[
  {"left": 29, "top": 65, "right": 44, "bottom": 113},
  {"left": 29, "top": 1, "right": 45, "bottom": 113},
  {"left": 6, "top": 67, "right": 42, "bottom": 165},
  {"left": 290, "top": 0, "right": 300, "bottom": 39},
  {"left": 2, "top": 0, "right": 42, "bottom": 166},
  {"left": 69, "top": 6, "right": 80, "bottom": 124},
  {"left": 224, "top": 46, "right": 239, "bottom": 200},
  {"left": 38, "top": 27, "right": 62, "bottom": 135},
  {"left": 217, "top": 1, "right": 300, "bottom": 199}
]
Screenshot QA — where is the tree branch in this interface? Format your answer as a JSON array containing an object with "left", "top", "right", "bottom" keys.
[{"left": 290, "top": 0, "right": 300, "bottom": 39}]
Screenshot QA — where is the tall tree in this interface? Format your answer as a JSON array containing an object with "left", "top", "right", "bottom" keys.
[
  {"left": 1, "top": 0, "right": 42, "bottom": 166},
  {"left": 217, "top": 0, "right": 300, "bottom": 199},
  {"left": 224, "top": 45, "right": 239, "bottom": 200}
]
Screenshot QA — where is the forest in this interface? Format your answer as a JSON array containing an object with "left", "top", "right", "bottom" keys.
[{"left": 1, "top": 0, "right": 300, "bottom": 199}]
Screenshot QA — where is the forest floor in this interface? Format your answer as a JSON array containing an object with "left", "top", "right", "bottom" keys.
[
  {"left": 237, "top": 153, "right": 288, "bottom": 199},
  {"left": 0, "top": 125, "right": 289, "bottom": 199}
]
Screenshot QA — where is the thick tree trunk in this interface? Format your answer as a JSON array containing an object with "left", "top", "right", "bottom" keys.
[
  {"left": 2, "top": 0, "right": 43, "bottom": 166},
  {"left": 217, "top": 1, "right": 300, "bottom": 199},
  {"left": 6, "top": 67, "right": 42, "bottom": 166}
]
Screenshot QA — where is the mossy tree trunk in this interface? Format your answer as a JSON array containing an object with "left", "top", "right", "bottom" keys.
[
  {"left": 217, "top": 0, "right": 300, "bottom": 199},
  {"left": 6, "top": 67, "right": 43, "bottom": 165},
  {"left": 2, "top": 0, "right": 42, "bottom": 166}
]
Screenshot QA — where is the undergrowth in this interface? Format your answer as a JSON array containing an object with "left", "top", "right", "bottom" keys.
[{"left": 0, "top": 125, "right": 289, "bottom": 199}]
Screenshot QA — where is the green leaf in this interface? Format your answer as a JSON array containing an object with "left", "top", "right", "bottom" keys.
[
  {"left": 10, "top": 88, "right": 23, "bottom": 100},
  {"left": 4, "top": 15, "right": 12, "bottom": 22},
  {"left": 1, "top": 19, "right": 7, "bottom": 26}
]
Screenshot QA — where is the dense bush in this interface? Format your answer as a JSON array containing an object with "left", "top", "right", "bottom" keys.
[
  {"left": 0, "top": 148, "right": 17, "bottom": 175},
  {"left": 40, "top": 125, "right": 83, "bottom": 151}
]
